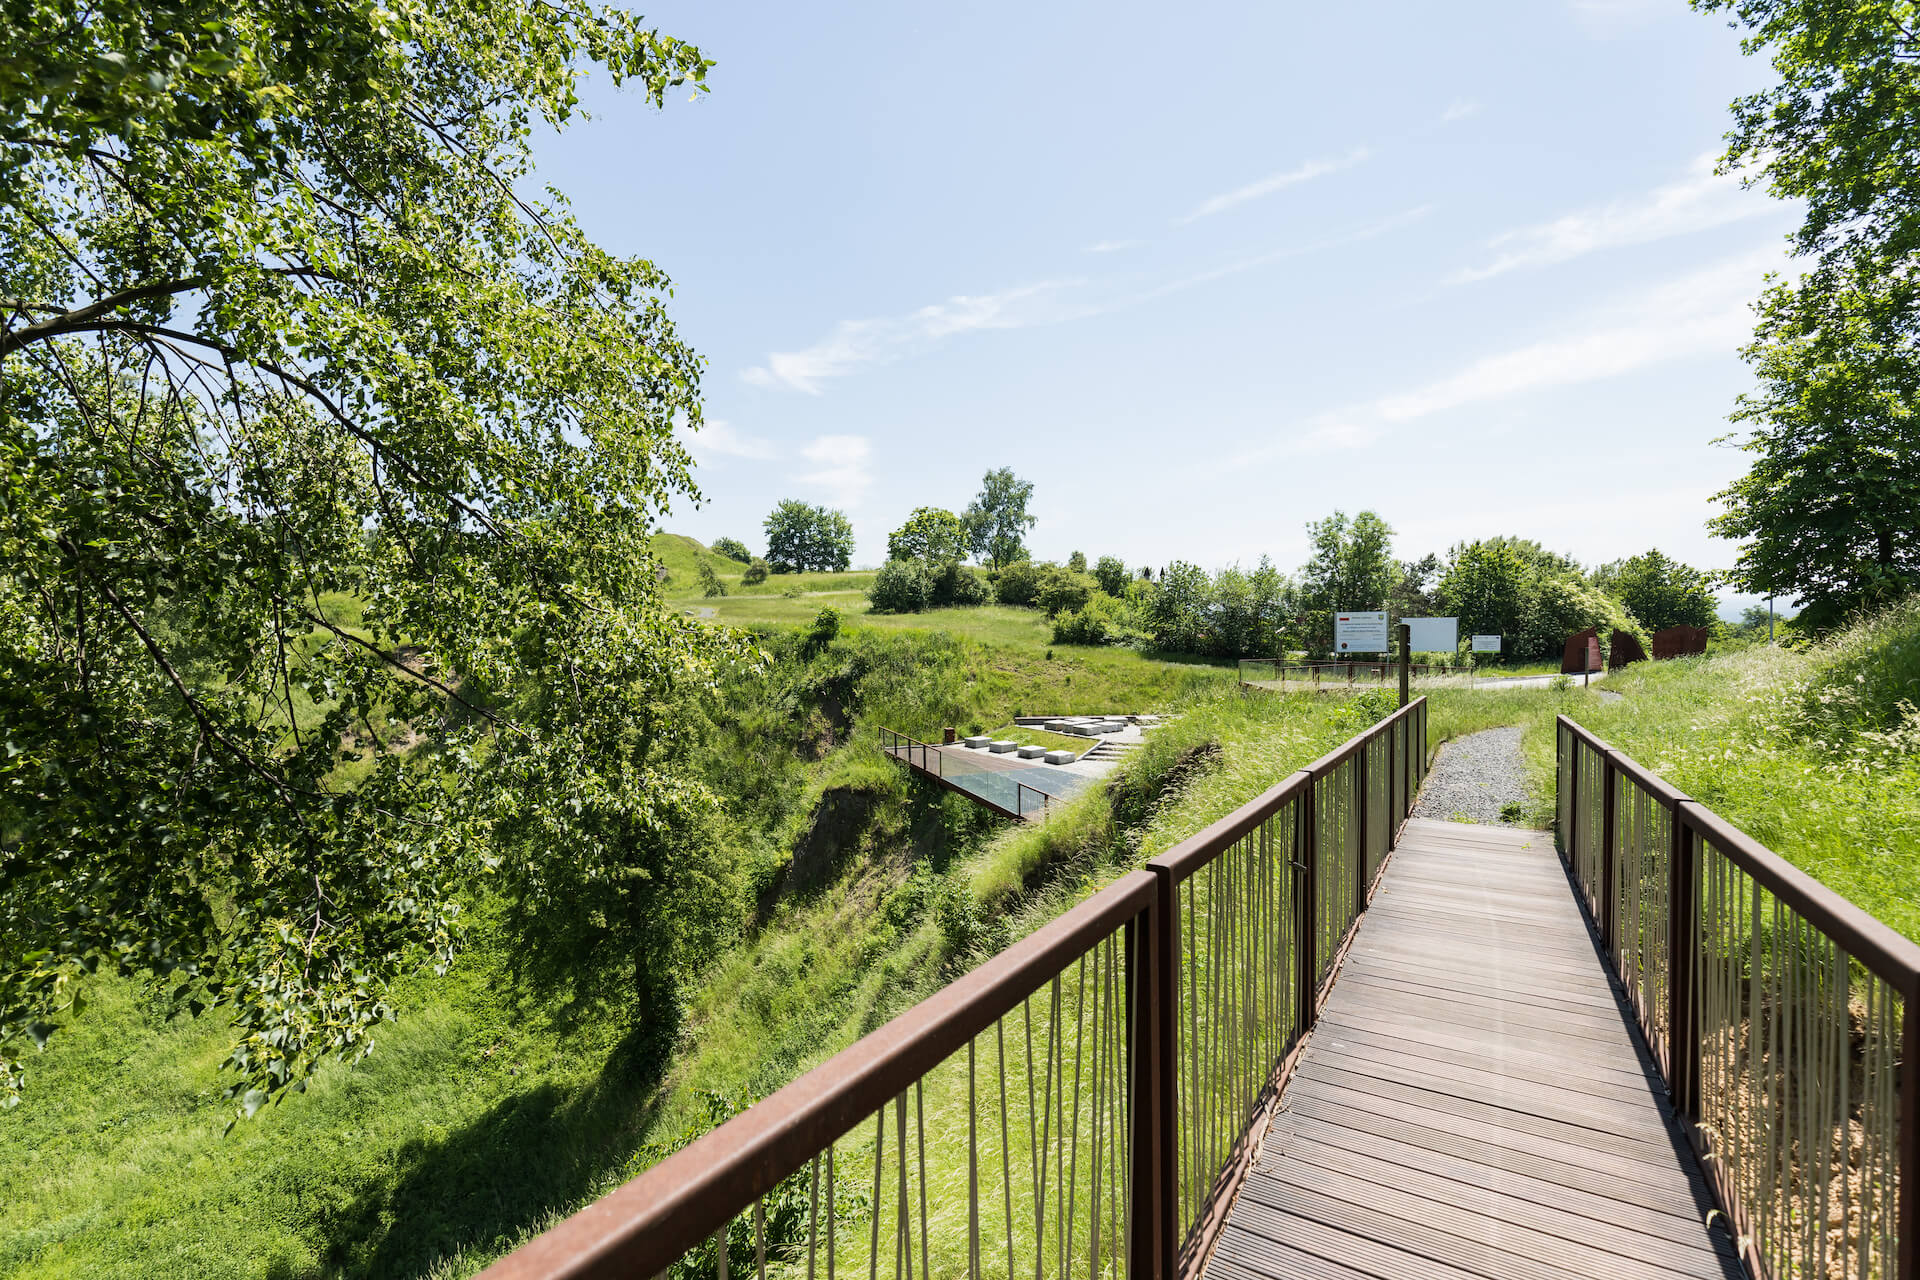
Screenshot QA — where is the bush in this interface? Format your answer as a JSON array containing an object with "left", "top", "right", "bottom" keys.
[
  {"left": 1036, "top": 565, "right": 1093, "bottom": 618},
  {"left": 931, "top": 561, "right": 990, "bottom": 607},
  {"left": 807, "top": 606, "right": 841, "bottom": 651},
  {"left": 995, "top": 559, "right": 1045, "bottom": 607},
  {"left": 698, "top": 560, "right": 727, "bottom": 598},
  {"left": 1052, "top": 593, "right": 1126, "bottom": 646},
  {"left": 711, "top": 536, "right": 752, "bottom": 563},
  {"left": 742, "top": 558, "right": 769, "bottom": 585},
  {"left": 868, "top": 559, "right": 933, "bottom": 613},
  {"left": 1799, "top": 595, "right": 1920, "bottom": 735},
  {"left": 1066, "top": 551, "right": 1087, "bottom": 573}
]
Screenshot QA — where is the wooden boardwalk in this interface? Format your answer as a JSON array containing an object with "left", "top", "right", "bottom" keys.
[{"left": 1208, "top": 818, "right": 1746, "bottom": 1280}]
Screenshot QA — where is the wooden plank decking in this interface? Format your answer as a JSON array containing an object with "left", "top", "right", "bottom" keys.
[{"left": 1208, "top": 818, "right": 1745, "bottom": 1280}]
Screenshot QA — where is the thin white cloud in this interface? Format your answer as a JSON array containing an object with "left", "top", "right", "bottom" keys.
[
  {"left": 1234, "top": 246, "right": 1781, "bottom": 463},
  {"left": 1452, "top": 154, "right": 1772, "bottom": 283},
  {"left": 1441, "top": 99, "right": 1480, "bottom": 123},
  {"left": 1084, "top": 239, "right": 1143, "bottom": 253},
  {"left": 797, "top": 434, "right": 873, "bottom": 508},
  {"left": 1175, "top": 148, "right": 1371, "bottom": 225},
  {"left": 742, "top": 279, "right": 1092, "bottom": 394},
  {"left": 743, "top": 206, "right": 1432, "bottom": 394},
  {"left": 678, "top": 418, "right": 776, "bottom": 464},
  {"left": 1130, "top": 205, "right": 1432, "bottom": 305}
]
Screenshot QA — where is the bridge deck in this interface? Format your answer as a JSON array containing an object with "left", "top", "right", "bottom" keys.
[{"left": 1208, "top": 818, "right": 1745, "bottom": 1280}]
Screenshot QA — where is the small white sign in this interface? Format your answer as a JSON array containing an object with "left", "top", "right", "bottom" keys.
[
  {"left": 1403, "top": 616, "right": 1458, "bottom": 654},
  {"left": 1334, "top": 610, "right": 1389, "bottom": 653},
  {"left": 1471, "top": 634, "right": 1502, "bottom": 653}
]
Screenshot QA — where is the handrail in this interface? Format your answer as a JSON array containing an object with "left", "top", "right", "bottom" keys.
[
  {"left": 484, "top": 697, "right": 1430, "bottom": 1280},
  {"left": 1555, "top": 715, "right": 1920, "bottom": 1280}
]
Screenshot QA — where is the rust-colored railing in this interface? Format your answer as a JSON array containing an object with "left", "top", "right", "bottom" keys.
[
  {"left": 1557, "top": 716, "right": 1919, "bottom": 1280},
  {"left": 480, "top": 698, "right": 1429, "bottom": 1280}
]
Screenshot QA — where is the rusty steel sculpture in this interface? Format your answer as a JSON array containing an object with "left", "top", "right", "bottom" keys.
[
  {"left": 1561, "top": 627, "right": 1601, "bottom": 674},
  {"left": 1609, "top": 628, "right": 1647, "bottom": 669},
  {"left": 1651, "top": 624, "right": 1709, "bottom": 660}
]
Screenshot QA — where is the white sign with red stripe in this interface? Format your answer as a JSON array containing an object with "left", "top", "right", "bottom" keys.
[{"left": 1334, "top": 611, "right": 1388, "bottom": 653}]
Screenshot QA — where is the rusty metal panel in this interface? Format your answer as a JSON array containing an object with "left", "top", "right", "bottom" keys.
[
  {"left": 1650, "top": 625, "right": 1709, "bottom": 660},
  {"left": 1608, "top": 629, "right": 1647, "bottom": 668},
  {"left": 1561, "top": 627, "right": 1601, "bottom": 674}
]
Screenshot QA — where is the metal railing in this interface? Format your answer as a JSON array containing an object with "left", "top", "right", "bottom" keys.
[
  {"left": 1557, "top": 716, "right": 1918, "bottom": 1280},
  {"left": 1236, "top": 658, "right": 1456, "bottom": 687},
  {"left": 481, "top": 697, "right": 1429, "bottom": 1280},
  {"left": 879, "top": 728, "right": 1053, "bottom": 821}
]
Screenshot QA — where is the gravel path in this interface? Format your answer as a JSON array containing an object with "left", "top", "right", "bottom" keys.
[{"left": 1414, "top": 726, "right": 1531, "bottom": 826}]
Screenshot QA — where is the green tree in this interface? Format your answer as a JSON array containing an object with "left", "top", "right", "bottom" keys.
[
  {"left": 962, "top": 467, "right": 1036, "bottom": 570},
  {"left": 1437, "top": 541, "right": 1533, "bottom": 650},
  {"left": 1092, "top": 556, "right": 1128, "bottom": 596},
  {"left": 1591, "top": 550, "right": 1719, "bottom": 633},
  {"left": 1066, "top": 550, "right": 1087, "bottom": 573},
  {"left": 743, "top": 558, "right": 770, "bottom": 586},
  {"left": 1693, "top": 0, "right": 1920, "bottom": 628},
  {"left": 1295, "top": 511, "right": 1396, "bottom": 653},
  {"left": 763, "top": 500, "right": 854, "bottom": 573},
  {"left": 1148, "top": 561, "right": 1212, "bottom": 653},
  {"left": 710, "top": 537, "right": 753, "bottom": 563},
  {"left": 1708, "top": 296, "right": 1920, "bottom": 630},
  {"left": 886, "top": 507, "right": 967, "bottom": 566},
  {"left": 0, "top": 0, "right": 724, "bottom": 1109}
]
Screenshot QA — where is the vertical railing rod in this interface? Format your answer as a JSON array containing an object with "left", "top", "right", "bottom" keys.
[
  {"left": 1600, "top": 752, "right": 1618, "bottom": 955},
  {"left": 1901, "top": 972, "right": 1917, "bottom": 1280},
  {"left": 1668, "top": 803, "right": 1698, "bottom": 1119},
  {"left": 1294, "top": 772, "right": 1318, "bottom": 1037}
]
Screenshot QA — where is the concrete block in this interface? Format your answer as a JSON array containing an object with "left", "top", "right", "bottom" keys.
[
  {"left": 989, "top": 740, "right": 1018, "bottom": 753},
  {"left": 1016, "top": 744, "right": 1047, "bottom": 759},
  {"left": 1043, "top": 750, "right": 1076, "bottom": 764},
  {"left": 962, "top": 736, "right": 992, "bottom": 749}
]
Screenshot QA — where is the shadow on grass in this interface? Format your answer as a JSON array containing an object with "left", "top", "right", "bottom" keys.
[{"left": 318, "top": 1013, "right": 676, "bottom": 1279}]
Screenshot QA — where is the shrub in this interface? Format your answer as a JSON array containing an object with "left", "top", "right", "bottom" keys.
[
  {"left": 698, "top": 560, "right": 727, "bottom": 598},
  {"left": 1036, "top": 565, "right": 1093, "bottom": 618},
  {"left": 995, "top": 559, "right": 1046, "bottom": 607},
  {"left": 868, "top": 559, "right": 933, "bottom": 613},
  {"left": 807, "top": 607, "right": 841, "bottom": 651},
  {"left": 1066, "top": 550, "right": 1087, "bottom": 573},
  {"left": 710, "top": 536, "right": 752, "bottom": 563},
  {"left": 931, "top": 561, "right": 990, "bottom": 607},
  {"left": 742, "top": 558, "right": 769, "bottom": 585},
  {"left": 1093, "top": 555, "right": 1127, "bottom": 596}
]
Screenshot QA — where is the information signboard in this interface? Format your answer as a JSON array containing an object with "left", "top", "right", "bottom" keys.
[
  {"left": 1334, "top": 610, "right": 1389, "bottom": 653},
  {"left": 1403, "top": 616, "right": 1458, "bottom": 654},
  {"left": 1471, "top": 634, "right": 1502, "bottom": 653}
]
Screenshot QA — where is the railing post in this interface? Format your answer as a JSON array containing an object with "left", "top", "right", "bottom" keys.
[
  {"left": 1902, "top": 974, "right": 1917, "bottom": 1280},
  {"left": 1397, "top": 623, "right": 1410, "bottom": 707},
  {"left": 1566, "top": 729, "right": 1579, "bottom": 864},
  {"left": 1667, "top": 805, "right": 1698, "bottom": 1118},
  {"left": 1131, "top": 870, "right": 1177, "bottom": 1280},
  {"left": 1386, "top": 714, "right": 1399, "bottom": 850},
  {"left": 1600, "top": 752, "right": 1618, "bottom": 954},
  {"left": 1355, "top": 736, "right": 1370, "bottom": 907},
  {"left": 1295, "top": 775, "right": 1319, "bottom": 1034}
]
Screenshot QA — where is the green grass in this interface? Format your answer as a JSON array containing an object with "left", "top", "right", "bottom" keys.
[
  {"left": 979, "top": 723, "right": 1093, "bottom": 755},
  {"left": 1551, "top": 644, "right": 1920, "bottom": 943}
]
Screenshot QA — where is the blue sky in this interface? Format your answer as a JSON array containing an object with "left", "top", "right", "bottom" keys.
[{"left": 534, "top": 0, "right": 1795, "bottom": 612}]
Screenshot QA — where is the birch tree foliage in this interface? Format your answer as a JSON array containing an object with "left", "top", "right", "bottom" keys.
[{"left": 0, "top": 0, "right": 737, "bottom": 1113}]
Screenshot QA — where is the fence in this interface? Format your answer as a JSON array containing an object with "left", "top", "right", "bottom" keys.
[
  {"left": 1235, "top": 658, "right": 1455, "bottom": 688},
  {"left": 879, "top": 727, "right": 1054, "bottom": 821},
  {"left": 1557, "top": 716, "right": 1918, "bottom": 1280},
  {"left": 481, "top": 697, "right": 1429, "bottom": 1280}
]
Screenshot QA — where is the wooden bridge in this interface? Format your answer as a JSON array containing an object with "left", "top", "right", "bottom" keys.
[{"left": 483, "top": 703, "right": 1917, "bottom": 1280}]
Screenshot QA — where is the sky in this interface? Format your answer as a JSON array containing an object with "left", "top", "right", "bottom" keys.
[{"left": 532, "top": 0, "right": 1797, "bottom": 616}]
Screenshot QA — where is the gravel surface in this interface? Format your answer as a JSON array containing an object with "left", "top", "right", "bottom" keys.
[{"left": 1414, "top": 727, "right": 1531, "bottom": 826}]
